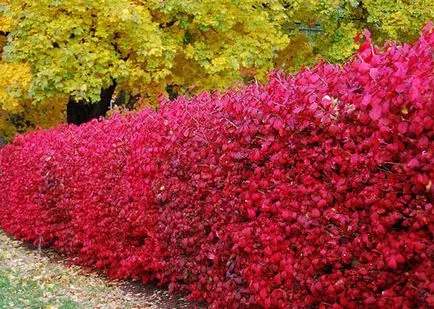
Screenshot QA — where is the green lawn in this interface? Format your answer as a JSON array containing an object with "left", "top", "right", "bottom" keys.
[{"left": 0, "top": 271, "right": 77, "bottom": 308}]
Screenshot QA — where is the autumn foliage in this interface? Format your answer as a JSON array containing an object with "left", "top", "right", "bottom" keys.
[
  {"left": 2, "top": 0, "right": 434, "bottom": 138},
  {"left": 0, "top": 27, "right": 433, "bottom": 308}
]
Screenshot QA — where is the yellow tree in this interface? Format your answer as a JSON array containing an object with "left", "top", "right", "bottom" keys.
[
  {"left": 0, "top": 2, "right": 65, "bottom": 141},
  {"left": 3, "top": 0, "right": 289, "bottom": 124}
]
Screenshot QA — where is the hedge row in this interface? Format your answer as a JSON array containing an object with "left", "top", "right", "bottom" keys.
[{"left": 0, "top": 26, "right": 433, "bottom": 308}]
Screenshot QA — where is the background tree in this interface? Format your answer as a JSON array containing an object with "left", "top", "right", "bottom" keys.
[
  {"left": 0, "top": 2, "right": 65, "bottom": 139},
  {"left": 2, "top": 0, "right": 289, "bottom": 124},
  {"left": 275, "top": 0, "right": 434, "bottom": 70}
]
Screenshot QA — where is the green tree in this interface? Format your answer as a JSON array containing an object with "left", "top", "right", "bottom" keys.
[{"left": 275, "top": 0, "right": 434, "bottom": 70}]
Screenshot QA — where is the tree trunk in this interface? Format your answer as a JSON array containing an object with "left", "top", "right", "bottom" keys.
[
  {"left": 67, "top": 82, "right": 117, "bottom": 125},
  {"left": 113, "top": 90, "right": 138, "bottom": 110},
  {"left": 166, "top": 84, "right": 180, "bottom": 100},
  {"left": 0, "top": 136, "right": 6, "bottom": 148}
]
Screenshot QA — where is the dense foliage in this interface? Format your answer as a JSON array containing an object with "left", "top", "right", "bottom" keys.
[
  {"left": 0, "top": 4, "right": 65, "bottom": 140},
  {"left": 1, "top": 1, "right": 433, "bottom": 138},
  {"left": 0, "top": 24, "right": 433, "bottom": 308},
  {"left": 1, "top": 0, "right": 290, "bottom": 136},
  {"left": 2, "top": 0, "right": 288, "bottom": 103},
  {"left": 276, "top": 0, "right": 434, "bottom": 68}
]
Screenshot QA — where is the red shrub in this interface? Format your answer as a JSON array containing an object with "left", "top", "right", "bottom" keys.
[{"left": 1, "top": 25, "right": 433, "bottom": 308}]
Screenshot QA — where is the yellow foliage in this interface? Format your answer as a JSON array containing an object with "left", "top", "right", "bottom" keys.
[
  {"left": 0, "top": 15, "right": 12, "bottom": 32},
  {"left": 0, "top": 97, "right": 66, "bottom": 141},
  {"left": 0, "top": 28, "right": 65, "bottom": 140},
  {"left": 0, "top": 0, "right": 13, "bottom": 33},
  {"left": 3, "top": 0, "right": 289, "bottom": 102},
  {"left": 0, "top": 62, "right": 31, "bottom": 111}
]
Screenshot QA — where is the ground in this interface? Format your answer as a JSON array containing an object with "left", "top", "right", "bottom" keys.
[{"left": 0, "top": 230, "right": 193, "bottom": 309}]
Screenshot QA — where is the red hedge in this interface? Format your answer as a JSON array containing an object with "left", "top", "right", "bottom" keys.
[{"left": 1, "top": 26, "right": 433, "bottom": 308}]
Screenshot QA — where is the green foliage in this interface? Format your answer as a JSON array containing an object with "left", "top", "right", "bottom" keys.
[{"left": 276, "top": 0, "right": 434, "bottom": 69}]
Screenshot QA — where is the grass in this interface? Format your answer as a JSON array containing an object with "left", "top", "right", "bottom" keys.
[
  {"left": 0, "top": 231, "right": 156, "bottom": 309},
  {"left": 0, "top": 272, "right": 77, "bottom": 308}
]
